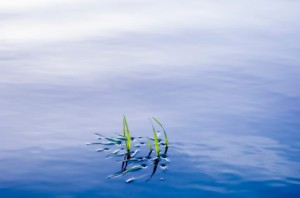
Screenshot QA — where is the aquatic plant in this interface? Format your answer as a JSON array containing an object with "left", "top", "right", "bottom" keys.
[
  {"left": 88, "top": 115, "right": 170, "bottom": 182},
  {"left": 151, "top": 124, "right": 160, "bottom": 158},
  {"left": 147, "top": 137, "right": 153, "bottom": 150},
  {"left": 146, "top": 137, "right": 153, "bottom": 158},
  {"left": 152, "top": 117, "right": 169, "bottom": 154},
  {"left": 123, "top": 115, "right": 131, "bottom": 153}
]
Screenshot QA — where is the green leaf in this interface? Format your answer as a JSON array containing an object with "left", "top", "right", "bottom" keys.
[
  {"left": 123, "top": 115, "right": 131, "bottom": 152},
  {"left": 147, "top": 137, "right": 153, "bottom": 150},
  {"left": 152, "top": 124, "right": 160, "bottom": 157},
  {"left": 153, "top": 117, "right": 168, "bottom": 147}
]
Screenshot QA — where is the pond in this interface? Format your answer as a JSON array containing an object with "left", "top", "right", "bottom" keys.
[{"left": 0, "top": 0, "right": 300, "bottom": 197}]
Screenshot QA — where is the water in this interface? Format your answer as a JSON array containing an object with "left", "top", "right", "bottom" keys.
[{"left": 1, "top": 0, "right": 300, "bottom": 197}]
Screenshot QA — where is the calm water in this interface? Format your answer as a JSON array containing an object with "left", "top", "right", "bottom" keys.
[{"left": 1, "top": 1, "right": 300, "bottom": 197}]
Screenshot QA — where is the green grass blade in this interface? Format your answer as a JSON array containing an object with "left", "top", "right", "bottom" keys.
[
  {"left": 147, "top": 137, "right": 153, "bottom": 150},
  {"left": 123, "top": 115, "right": 131, "bottom": 152},
  {"left": 151, "top": 124, "right": 160, "bottom": 157},
  {"left": 123, "top": 116, "right": 127, "bottom": 151},
  {"left": 123, "top": 117, "right": 126, "bottom": 140},
  {"left": 152, "top": 117, "right": 168, "bottom": 147}
]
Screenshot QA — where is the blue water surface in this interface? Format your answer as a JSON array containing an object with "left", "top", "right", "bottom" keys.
[{"left": 0, "top": 1, "right": 300, "bottom": 197}]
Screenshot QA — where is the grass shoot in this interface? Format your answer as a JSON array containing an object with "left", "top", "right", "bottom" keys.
[
  {"left": 146, "top": 137, "right": 153, "bottom": 158},
  {"left": 151, "top": 124, "right": 160, "bottom": 157},
  {"left": 89, "top": 116, "right": 170, "bottom": 182},
  {"left": 123, "top": 115, "right": 131, "bottom": 153},
  {"left": 152, "top": 117, "right": 168, "bottom": 148},
  {"left": 147, "top": 137, "right": 153, "bottom": 151}
]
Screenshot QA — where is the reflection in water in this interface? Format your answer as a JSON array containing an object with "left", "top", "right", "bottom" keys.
[{"left": 174, "top": 133, "right": 300, "bottom": 184}]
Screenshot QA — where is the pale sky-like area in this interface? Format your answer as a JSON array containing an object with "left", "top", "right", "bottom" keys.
[
  {"left": 0, "top": 0, "right": 299, "bottom": 43},
  {"left": 0, "top": 0, "right": 299, "bottom": 85}
]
